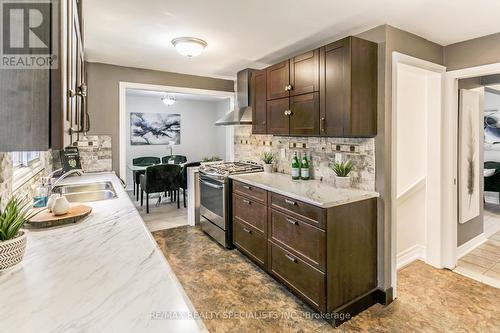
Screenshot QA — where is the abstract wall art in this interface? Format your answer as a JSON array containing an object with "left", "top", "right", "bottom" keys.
[{"left": 130, "top": 113, "right": 181, "bottom": 145}]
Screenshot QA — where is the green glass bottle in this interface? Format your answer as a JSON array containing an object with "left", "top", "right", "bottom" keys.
[
  {"left": 291, "top": 152, "right": 300, "bottom": 180},
  {"left": 301, "top": 154, "right": 310, "bottom": 180}
]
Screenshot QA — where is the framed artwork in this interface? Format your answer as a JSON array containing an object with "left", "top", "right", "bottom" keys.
[
  {"left": 459, "top": 89, "right": 482, "bottom": 224},
  {"left": 130, "top": 112, "right": 180, "bottom": 145}
]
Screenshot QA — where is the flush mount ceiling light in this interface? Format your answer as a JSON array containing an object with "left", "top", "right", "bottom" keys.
[
  {"left": 171, "top": 37, "right": 207, "bottom": 57},
  {"left": 162, "top": 95, "right": 176, "bottom": 106}
]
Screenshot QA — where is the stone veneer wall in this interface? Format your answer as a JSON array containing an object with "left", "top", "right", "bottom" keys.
[
  {"left": 233, "top": 127, "right": 375, "bottom": 191},
  {"left": 0, "top": 151, "right": 53, "bottom": 209},
  {"left": 74, "top": 135, "right": 112, "bottom": 173}
]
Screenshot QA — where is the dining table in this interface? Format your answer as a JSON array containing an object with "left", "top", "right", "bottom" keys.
[{"left": 127, "top": 161, "right": 187, "bottom": 171}]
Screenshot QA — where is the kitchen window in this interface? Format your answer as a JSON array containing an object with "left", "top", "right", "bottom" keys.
[{"left": 11, "top": 151, "right": 44, "bottom": 190}]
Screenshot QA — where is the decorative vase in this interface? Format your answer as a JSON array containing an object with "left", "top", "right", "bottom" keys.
[
  {"left": 0, "top": 231, "right": 27, "bottom": 271},
  {"left": 52, "top": 196, "right": 70, "bottom": 216},
  {"left": 263, "top": 164, "right": 273, "bottom": 173},
  {"left": 335, "top": 176, "right": 351, "bottom": 189},
  {"left": 46, "top": 194, "right": 59, "bottom": 212}
]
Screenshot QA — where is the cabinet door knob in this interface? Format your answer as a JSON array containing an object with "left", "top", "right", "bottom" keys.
[
  {"left": 242, "top": 199, "right": 251, "bottom": 205},
  {"left": 242, "top": 185, "right": 251, "bottom": 190},
  {"left": 285, "top": 199, "right": 296, "bottom": 206},
  {"left": 286, "top": 218, "right": 298, "bottom": 225},
  {"left": 243, "top": 227, "right": 252, "bottom": 234},
  {"left": 285, "top": 84, "right": 293, "bottom": 91},
  {"left": 320, "top": 117, "right": 326, "bottom": 132}
]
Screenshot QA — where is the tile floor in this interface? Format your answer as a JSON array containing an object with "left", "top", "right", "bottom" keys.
[
  {"left": 455, "top": 229, "right": 500, "bottom": 288},
  {"left": 153, "top": 225, "right": 500, "bottom": 332},
  {"left": 128, "top": 190, "right": 188, "bottom": 232}
]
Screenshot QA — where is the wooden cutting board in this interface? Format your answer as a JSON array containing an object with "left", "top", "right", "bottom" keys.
[{"left": 27, "top": 204, "right": 92, "bottom": 229}]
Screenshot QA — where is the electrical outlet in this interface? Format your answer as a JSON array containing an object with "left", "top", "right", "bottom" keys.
[
  {"left": 335, "top": 153, "right": 342, "bottom": 163},
  {"left": 281, "top": 148, "right": 286, "bottom": 159}
]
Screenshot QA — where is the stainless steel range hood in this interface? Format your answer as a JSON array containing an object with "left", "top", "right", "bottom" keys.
[{"left": 215, "top": 68, "right": 255, "bottom": 126}]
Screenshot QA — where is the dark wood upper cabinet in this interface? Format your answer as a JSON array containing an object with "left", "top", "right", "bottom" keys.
[
  {"left": 251, "top": 69, "right": 267, "bottom": 134},
  {"left": 267, "top": 98, "right": 290, "bottom": 135},
  {"left": 290, "top": 49, "right": 319, "bottom": 96},
  {"left": 320, "top": 36, "right": 377, "bottom": 137},
  {"left": 266, "top": 60, "right": 290, "bottom": 100},
  {"left": 0, "top": 0, "right": 83, "bottom": 151},
  {"left": 290, "top": 92, "right": 320, "bottom": 136}
]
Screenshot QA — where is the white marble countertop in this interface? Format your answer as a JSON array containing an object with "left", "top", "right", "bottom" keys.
[
  {"left": 229, "top": 172, "right": 379, "bottom": 208},
  {"left": 0, "top": 172, "right": 206, "bottom": 333}
]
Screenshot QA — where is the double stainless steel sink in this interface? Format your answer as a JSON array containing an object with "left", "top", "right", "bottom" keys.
[{"left": 53, "top": 181, "right": 118, "bottom": 203}]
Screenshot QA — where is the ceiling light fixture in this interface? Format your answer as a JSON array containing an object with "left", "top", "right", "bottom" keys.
[
  {"left": 171, "top": 37, "right": 207, "bottom": 57},
  {"left": 162, "top": 95, "right": 176, "bottom": 106}
]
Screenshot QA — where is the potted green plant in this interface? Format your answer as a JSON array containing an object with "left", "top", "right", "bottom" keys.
[
  {"left": 262, "top": 152, "right": 274, "bottom": 173},
  {"left": 0, "top": 197, "right": 36, "bottom": 271},
  {"left": 330, "top": 160, "right": 354, "bottom": 189}
]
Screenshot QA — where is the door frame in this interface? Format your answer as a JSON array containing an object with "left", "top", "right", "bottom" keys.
[
  {"left": 391, "top": 52, "right": 445, "bottom": 297},
  {"left": 442, "top": 62, "right": 500, "bottom": 269},
  {"left": 118, "top": 81, "right": 235, "bottom": 184}
]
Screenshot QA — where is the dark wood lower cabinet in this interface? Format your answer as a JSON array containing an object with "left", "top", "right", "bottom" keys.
[
  {"left": 233, "top": 220, "right": 267, "bottom": 269},
  {"left": 269, "top": 241, "right": 326, "bottom": 311},
  {"left": 232, "top": 180, "right": 380, "bottom": 325}
]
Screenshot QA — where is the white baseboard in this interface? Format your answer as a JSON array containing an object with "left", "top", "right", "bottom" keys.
[
  {"left": 397, "top": 244, "right": 426, "bottom": 269},
  {"left": 457, "top": 233, "right": 487, "bottom": 259}
]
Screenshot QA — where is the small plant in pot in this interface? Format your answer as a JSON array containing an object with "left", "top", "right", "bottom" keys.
[
  {"left": 261, "top": 152, "right": 274, "bottom": 173},
  {"left": 330, "top": 160, "right": 354, "bottom": 189},
  {"left": 0, "top": 197, "right": 36, "bottom": 271}
]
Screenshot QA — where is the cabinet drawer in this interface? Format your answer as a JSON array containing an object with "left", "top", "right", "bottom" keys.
[
  {"left": 270, "top": 209, "right": 325, "bottom": 271},
  {"left": 233, "top": 181, "right": 267, "bottom": 204},
  {"left": 270, "top": 193, "right": 326, "bottom": 229},
  {"left": 269, "top": 242, "right": 325, "bottom": 311},
  {"left": 233, "top": 194, "right": 267, "bottom": 234},
  {"left": 234, "top": 220, "right": 267, "bottom": 269}
]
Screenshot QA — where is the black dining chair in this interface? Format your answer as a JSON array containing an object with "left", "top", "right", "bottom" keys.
[
  {"left": 133, "top": 156, "right": 160, "bottom": 200},
  {"left": 180, "top": 161, "right": 201, "bottom": 208},
  {"left": 140, "top": 164, "right": 182, "bottom": 213},
  {"left": 162, "top": 155, "right": 187, "bottom": 165}
]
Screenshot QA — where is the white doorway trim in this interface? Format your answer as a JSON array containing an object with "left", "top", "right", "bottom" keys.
[
  {"left": 391, "top": 52, "right": 446, "bottom": 297},
  {"left": 118, "top": 81, "right": 235, "bottom": 184},
  {"left": 442, "top": 62, "right": 500, "bottom": 269}
]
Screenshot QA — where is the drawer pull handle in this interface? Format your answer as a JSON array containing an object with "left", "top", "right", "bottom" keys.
[
  {"left": 243, "top": 227, "right": 252, "bottom": 234},
  {"left": 284, "top": 199, "right": 296, "bottom": 206},
  {"left": 286, "top": 218, "right": 298, "bottom": 225},
  {"left": 242, "top": 185, "right": 251, "bottom": 190},
  {"left": 242, "top": 199, "right": 251, "bottom": 205},
  {"left": 285, "top": 253, "right": 297, "bottom": 263}
]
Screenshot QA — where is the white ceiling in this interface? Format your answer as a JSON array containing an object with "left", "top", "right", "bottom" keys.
[
  {"left": 84, "top": 0, "right": 500, "bottom": 79},
  {"left": 126, "top": 89, "right": 229, "bottom": 102}
]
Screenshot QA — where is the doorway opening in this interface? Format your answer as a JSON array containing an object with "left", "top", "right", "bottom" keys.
[
  {"left": 453, "top": 75, "right": 500, "bottom": 288},
  {"left": 391, "top": 52, "right": 445, "bottom": 297},
  {"left": 118, "top": 82, "right": 234, "bottom": 231}
]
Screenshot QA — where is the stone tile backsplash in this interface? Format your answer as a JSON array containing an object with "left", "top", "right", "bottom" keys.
[
  {"left": 0, "top": 151, "right": 53, "bottom": 209},
  {"left": 74, "top": 135, "right": 112, "bottom": 173},
  {"left": 233, "top": 126, "right": 375, "bottom": 191}
]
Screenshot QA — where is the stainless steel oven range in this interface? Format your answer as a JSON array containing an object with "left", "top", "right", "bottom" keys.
[{"left": 199, "top": 162, "right": 263, "bottom": 248}]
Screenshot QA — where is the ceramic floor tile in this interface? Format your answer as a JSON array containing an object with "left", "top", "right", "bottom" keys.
[
  {"left": 469, "top": 247, "right": 500, "bottom": 262},
  {"left": 459, "top": 253, "right": 497, "bottom": 269},
  {"left": 153, "top": 226, "right": 500, "bottom": 332}
]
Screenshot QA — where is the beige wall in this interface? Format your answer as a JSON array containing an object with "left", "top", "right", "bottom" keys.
[
  {"left": 445, "top": 32, "right": 500, "bottom": 71},
  {"left": 85, "top": 62, "right": 234, "bottom": 176},
  {"left": 357, "top": 25, "right": 444, "bottom": 293}
]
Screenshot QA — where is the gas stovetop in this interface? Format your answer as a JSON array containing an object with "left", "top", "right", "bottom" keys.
[{"left": 199, "top": 161, "right": 263, "bottom": 178}]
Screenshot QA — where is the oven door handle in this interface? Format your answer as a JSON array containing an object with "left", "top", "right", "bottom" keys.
[{"left": 200, "top": 180, "right": 224, "bottom": 190}]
